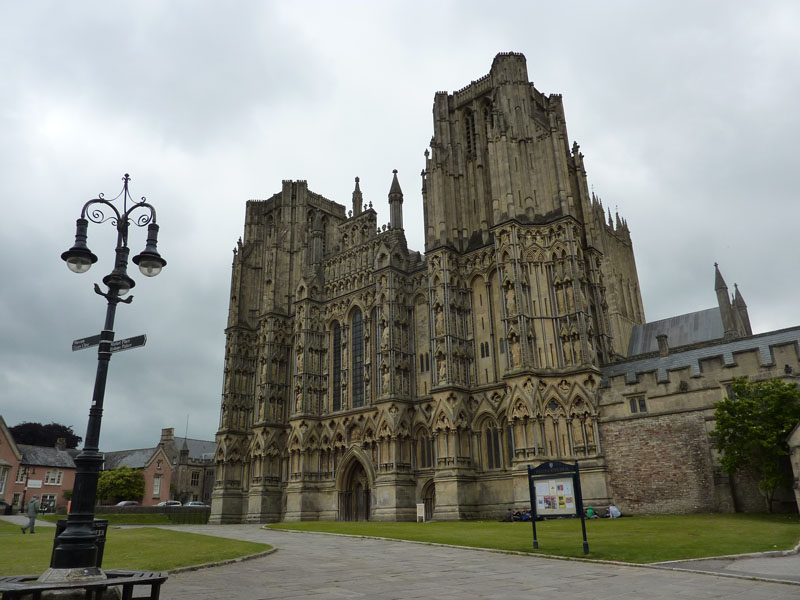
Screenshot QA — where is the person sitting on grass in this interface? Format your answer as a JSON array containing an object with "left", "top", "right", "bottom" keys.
[
  {"left": 607, "top": 504, "right": 621, "bottom": 518},
  {"left": 521, "top": 509, "right": 532, "bottom": 522},
  {"left": 512, "top": 508, "right": 522, "bottom": 521},
  {"left": 585, "top": 505, "right": 598, "bottom": 518},
  {"left": 501, "top": 508, "right": 513, "bottom": 522}
]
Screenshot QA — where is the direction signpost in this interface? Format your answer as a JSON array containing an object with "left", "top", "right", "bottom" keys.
[{"left": 72, "top": 334, "right": 146, "bottom": 354}]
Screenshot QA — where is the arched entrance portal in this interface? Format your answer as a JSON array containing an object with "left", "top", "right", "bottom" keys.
[
  {"left": 339, "top": 460, "right": 370, "bottom": 521},
  {"left": 422, "top": 480, "right": 436, "bottom": 521}
]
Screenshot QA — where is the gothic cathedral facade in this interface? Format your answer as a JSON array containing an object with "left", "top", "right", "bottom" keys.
[{"left": 211, "top": 53, "right": 794, "bottom": 523}]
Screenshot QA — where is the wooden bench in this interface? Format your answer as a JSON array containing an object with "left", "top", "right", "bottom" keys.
[{"left": 0, "top": 569, "right": 167, "bottom": 600}]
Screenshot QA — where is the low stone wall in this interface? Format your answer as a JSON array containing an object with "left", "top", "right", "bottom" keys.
[
  {"left": 95, "top": 505, "right": 210, "bottom": 523},
  {"left": 600, "top": 411, "right": 718, "bottom": 514}
]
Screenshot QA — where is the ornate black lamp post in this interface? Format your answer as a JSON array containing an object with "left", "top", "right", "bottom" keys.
[{"left": 52, "top": 174, "right": 166, "bottom": 571}]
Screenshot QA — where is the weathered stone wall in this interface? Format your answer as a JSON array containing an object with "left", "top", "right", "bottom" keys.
[{"left": 600, "top": 411, "right": 717, "bottom": 514}]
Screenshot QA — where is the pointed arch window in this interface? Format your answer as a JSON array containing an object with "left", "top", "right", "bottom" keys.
[
  {"left": 485, "top": 422, "right": 502, "bottom": 469},
  {"left": 352, "top": 309, "right": 365, "bottom": 408},
  {"left": 465, "top": 110, "right": 477, "bottom": 156},
  {"left": 332, "top": 324, "right": 342, "bottom": 411}
]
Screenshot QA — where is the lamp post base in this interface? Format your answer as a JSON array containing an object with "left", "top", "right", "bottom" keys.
[{"left": 34, "top": 567, "right": 120, "bottom": 599}]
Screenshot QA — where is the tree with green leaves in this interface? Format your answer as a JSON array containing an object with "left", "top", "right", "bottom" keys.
[
  {"left": 711, "top": 377, "right": 800, "bottom": 512},
  {"left": 96, "top": 466, "right": 145, "bottom": 505}
]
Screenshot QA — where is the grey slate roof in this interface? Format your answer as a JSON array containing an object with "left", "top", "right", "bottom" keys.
[
  {"left": 174, "top": 437, "right": 216, "bottom": 461},
  {"left": 604, "top": 326, "right": 800, "bottom": 385},
  {"left": 18, "top": 444, "right": 76, "bottom": 469},
  {"left": 103, "top": 448, "right": 156, "bottom": 470},
  {"left": 627, "top": 307, "right": 724, "bottom": 356}
]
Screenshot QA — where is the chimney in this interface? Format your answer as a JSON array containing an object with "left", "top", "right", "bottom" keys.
[
  {"left": 55, "top": 438, "right": 66, "bottom": 451},
  {"left": 160, "top": 428, "right": 174, "bottom": 444},
  {"left": 656, "top": 334, "right": 669, "bottom": 357}
]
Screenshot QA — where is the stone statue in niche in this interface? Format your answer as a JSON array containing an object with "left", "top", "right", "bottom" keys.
[
  {"left": 511, "top": 338, "right": 521, "bottom": 367},
  {"left": 505, "top": 286, "right": 516, "bottom": 315},
  {"left": 563, "top": 340, "right": 572, "bottom": 366},
  {"left": 296, "top": 351, "right": 304, "bottom": 374},
  {"left": 381, "top": 322, "right": 390, "bottom": 350},
  {"left": 435, "top": 308, "right": 444, "bottom": 336},
  {"left": 382, "top": 368, "right": 390, "bottom": 393},
  {"left": 438, "top": 356, "right": 447, "bottom": 381},
  {"left": 295, "top": 389, "right": 302, "bottom": 412}
]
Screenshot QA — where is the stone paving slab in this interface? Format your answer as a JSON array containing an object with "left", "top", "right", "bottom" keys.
[{"left": 156, "top": 525, "right": 799, "bottom": 600}]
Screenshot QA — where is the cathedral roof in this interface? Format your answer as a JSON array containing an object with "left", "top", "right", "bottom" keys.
[{"left": 627, "top": 307, "right": 724, "bottom": 356}]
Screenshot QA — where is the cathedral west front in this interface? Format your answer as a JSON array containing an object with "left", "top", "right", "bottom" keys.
[{"left": 210, "top": 53, "right": 800, "bottom": 523}]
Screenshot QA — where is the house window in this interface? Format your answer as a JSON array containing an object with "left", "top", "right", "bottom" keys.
[
  {"left": 153, "top": 474, "right": 162, "bottom": 498},
  {"left": 332, "top": 324, "right": 342, "bottom": 411},
  {"left": 157, "top": 460, "right": 163, "bottom": 470},
  {"left": 629, "top": 396, "right": 647, "bottom": 414},
  {"left": 45, "top": 469, "right": 63, "bottom": 485},
  {"left": 15, "top": 467, "right": 27, "bottom": 483},
  {"left": 191, "top": 471, "right": 200, "bottom": 487},
  {"left": 41, "top": 494, "right": 56, "bottom": 511},
  {"left": 0, "top": 468, "right": 7, "bottom": 494}
]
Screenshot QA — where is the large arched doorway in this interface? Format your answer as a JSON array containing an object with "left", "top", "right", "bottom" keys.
[
  {"left": 339, "top": 460, "right": 370, "bottom": 521},
  {"left": 422, "top": 480, "right": 436, "bottom": 521}
]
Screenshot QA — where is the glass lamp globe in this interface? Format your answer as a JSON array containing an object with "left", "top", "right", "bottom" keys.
[
  {"left": 137, "top": 258, "right": 163, "bottom": 277},
  {"left": 66, "top": 256, "right": 94, "bottom": 274}
]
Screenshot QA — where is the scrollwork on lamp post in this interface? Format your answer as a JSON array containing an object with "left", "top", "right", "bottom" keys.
[{"left": 52, "top": 174, "right": 166, "bottom": 571}]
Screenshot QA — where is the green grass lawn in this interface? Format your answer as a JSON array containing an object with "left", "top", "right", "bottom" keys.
[
  {"left": 0, "top": 520, "right": 270, "bottom": 576},
  {"left": 269, "top": 513, "right": 800, "bottom": 563}
]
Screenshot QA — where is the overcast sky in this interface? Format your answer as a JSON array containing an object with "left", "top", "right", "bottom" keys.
[{"left": 1, "top": 1, "right": 798, "bottom": 452}]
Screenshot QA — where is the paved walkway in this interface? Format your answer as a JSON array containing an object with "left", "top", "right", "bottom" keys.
[
  {"left": 3, "top": 516, "right": 797, "bottom": 598},
  {"left": 157, "top": 524, "right": 798, "bottom": 599}
]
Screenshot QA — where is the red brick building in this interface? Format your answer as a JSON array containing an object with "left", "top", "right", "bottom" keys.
[{"left": 0, "top": 416, "right": 77, "bottom": 512}]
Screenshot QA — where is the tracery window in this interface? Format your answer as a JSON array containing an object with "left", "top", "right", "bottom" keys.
[
  {"left": 485, "top": 423, "right": 502, "bottom": 469},
  {"left": 332, "top": 324, "right": 342, "bottom": 411},
  {"left": 417, "top": 432, "right": 435, "bottom": 469},
  {"left": 352, "top": 309, "right": 365, "bottom": 408}
]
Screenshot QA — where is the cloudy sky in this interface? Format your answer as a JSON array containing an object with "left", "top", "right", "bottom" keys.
[{"left": 1, "top": 1, "right": 798, "bottom": 452}]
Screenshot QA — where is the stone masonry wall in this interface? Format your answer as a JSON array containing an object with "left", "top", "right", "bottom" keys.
[{"left": 600, "top": 411, "right": 717, "bottom": 514}]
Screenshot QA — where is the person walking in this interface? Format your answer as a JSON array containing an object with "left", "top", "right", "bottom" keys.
[{"left": 21, "top": 495, "right": 40, "bottom": 534}]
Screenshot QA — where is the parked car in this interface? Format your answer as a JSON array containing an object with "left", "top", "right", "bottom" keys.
[
  {"left": 0, "top": 500, "right": 12, "bottom": 515},
  {"left": 156, "top": 500, "right": 182, "bottom": 507},
  {"left": 115, "top": 500, "right": 139, "bottom": 506},
  {"left": 183, "top": 501, "right": 209, "bottom": 507}
]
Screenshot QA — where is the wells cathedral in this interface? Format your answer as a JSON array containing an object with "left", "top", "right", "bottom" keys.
[{"left": 211, "top": 53, "right": 800, "bottom": 523}]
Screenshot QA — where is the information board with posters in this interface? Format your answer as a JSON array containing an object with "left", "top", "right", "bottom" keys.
[
  {"left": 533, "top": 478, "right": 576, "bottom": 516},
  {"left": 526, "top": 460, "right": 589, "bottom": 554}
]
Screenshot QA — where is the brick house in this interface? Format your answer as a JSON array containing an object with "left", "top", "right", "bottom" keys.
[
  {"left": 100, "top": 428, "right": 215, "bottom": 506},
  {"left": 102, "top": 446, "right": 173, "bottom": 506},
  {"left": 0, "top": 416, "right": 21, "bottom": 509},
  {"left": 0, "top": 416, "right": 77, "bottom": 512},
  {"left": 155, "top": 428, "right": 215, "bottom": 504}
]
